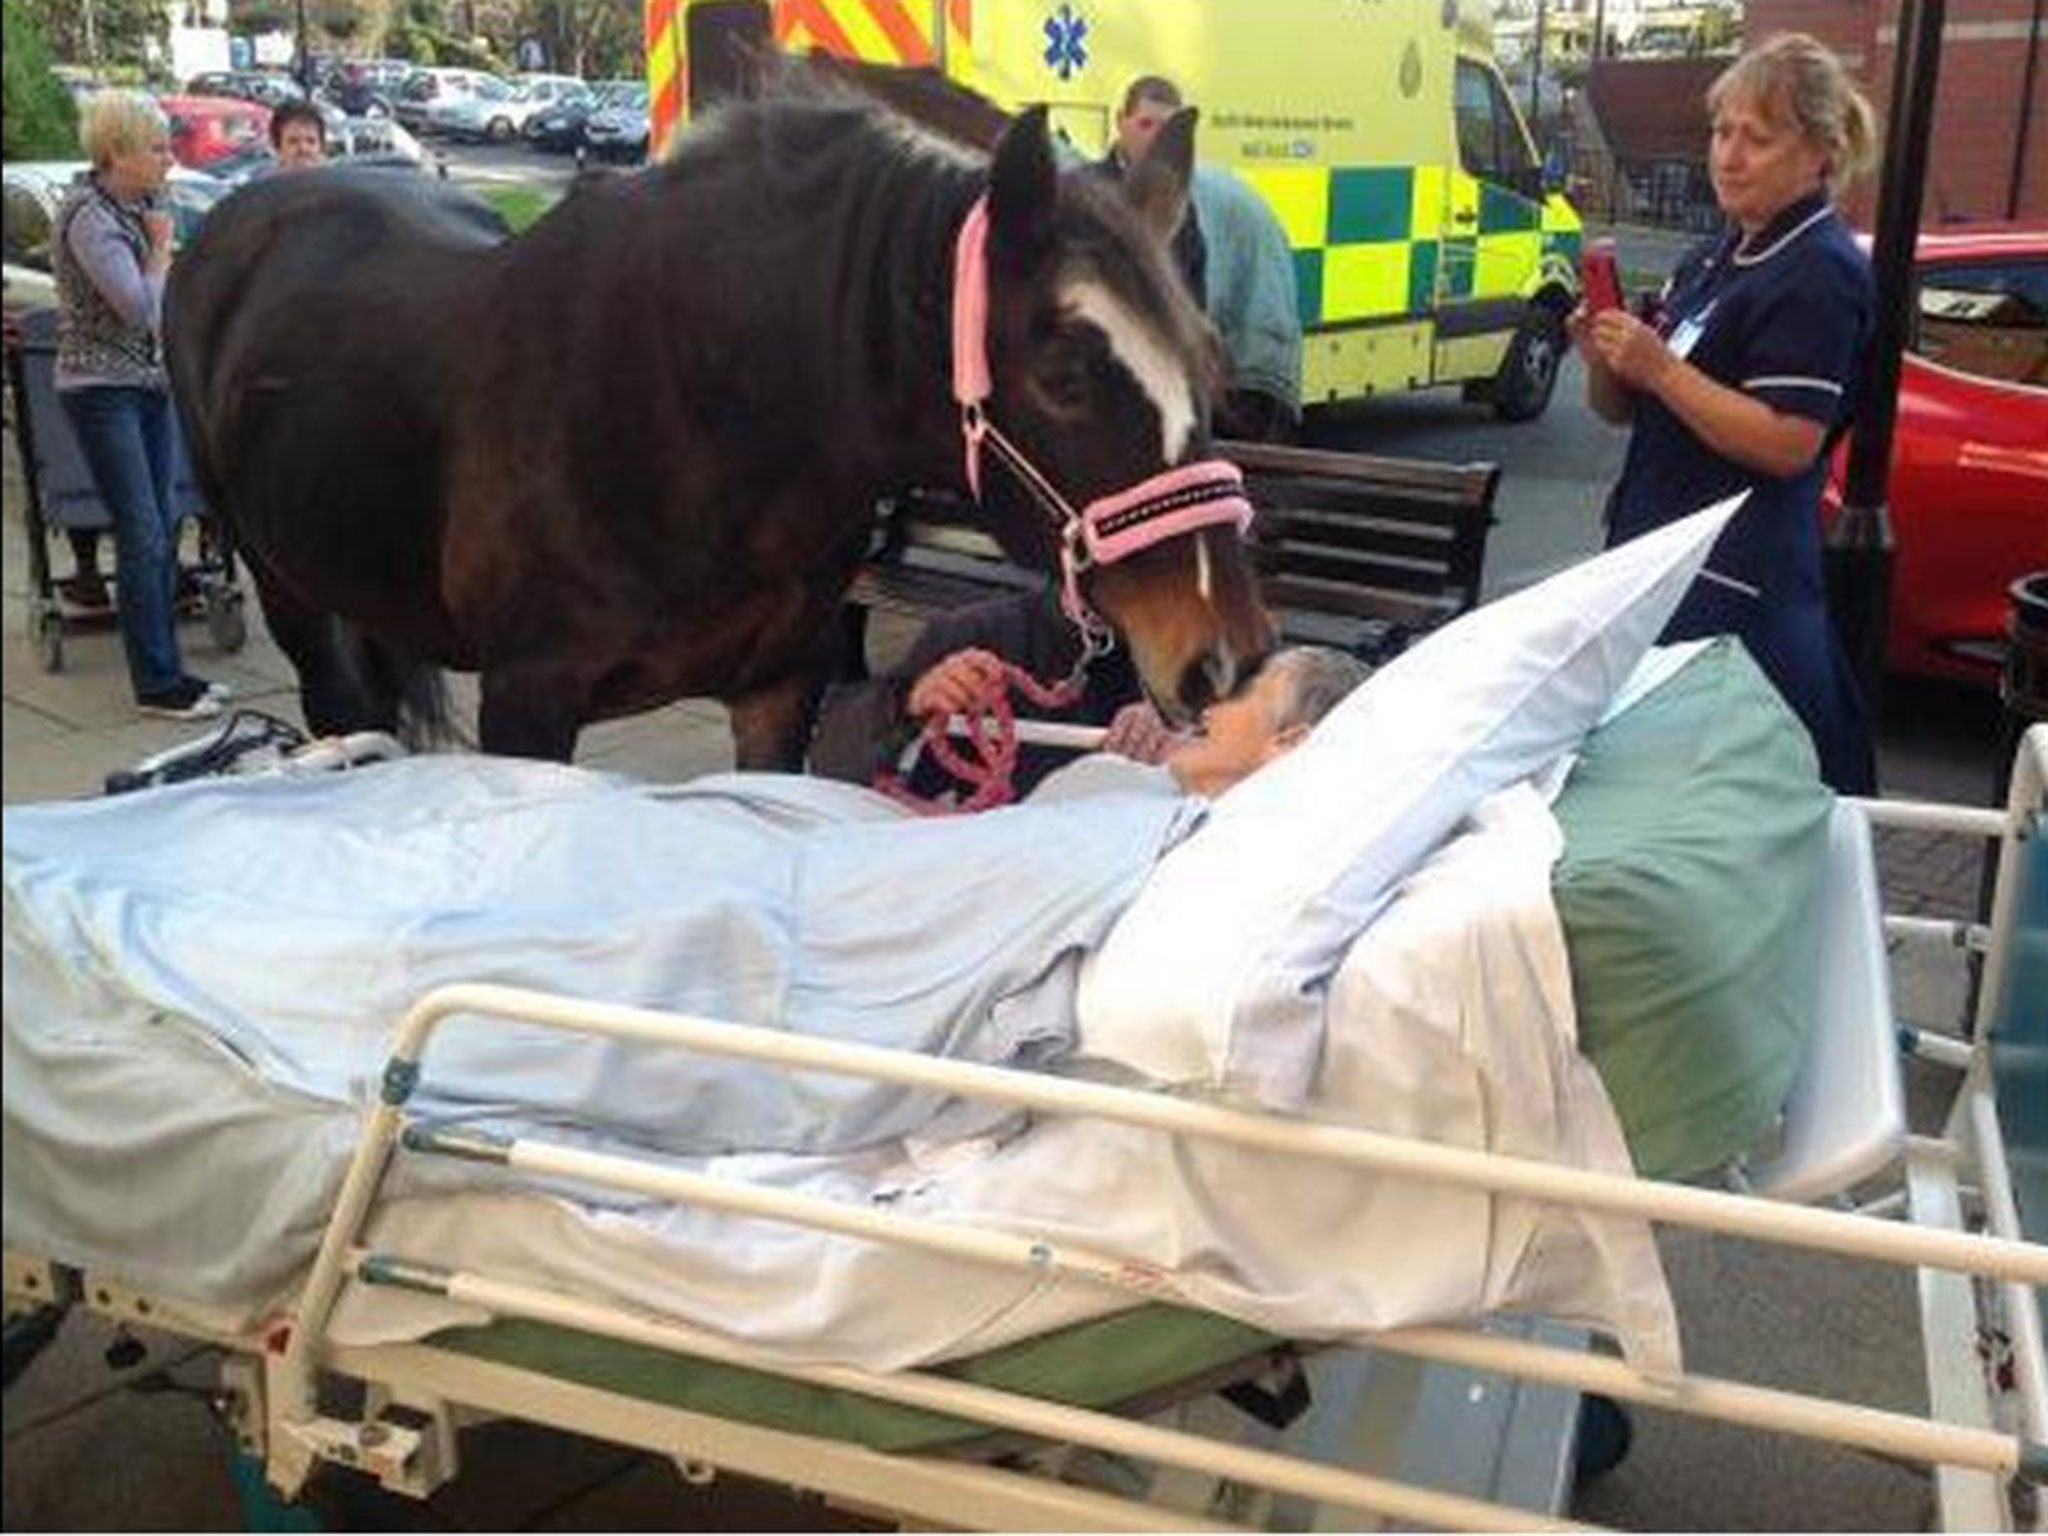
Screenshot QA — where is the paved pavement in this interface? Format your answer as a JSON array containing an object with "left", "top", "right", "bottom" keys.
[{"left": 0, "top": 377, "right": 2015, "bottom": 1528}]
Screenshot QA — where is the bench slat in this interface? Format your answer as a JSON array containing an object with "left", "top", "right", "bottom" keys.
[
  {"left": 1254, "top": 545, "right": 1466, "bottom": 598},
  {"left": 1261, "top": 573, "right": 1460, "bottom": 627}
]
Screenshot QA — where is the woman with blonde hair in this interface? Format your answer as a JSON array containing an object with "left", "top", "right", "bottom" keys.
[
  {"left": 1569, "top": 33, "right": 1879, "bottom": 791},
  {"left": 55, "top": 89, "right": 226, "bottom": 719}
]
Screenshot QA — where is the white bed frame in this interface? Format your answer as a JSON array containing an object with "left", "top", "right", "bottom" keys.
[{"left": 7, "top": 726, "right": 2046, "bottom": 1532}]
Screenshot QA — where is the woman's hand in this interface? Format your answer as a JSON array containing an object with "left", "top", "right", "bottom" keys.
[
  {"left": 1100, "top": 701, "right": 1186, "bottom": 764},
  {"left": 142, "top": 209, "right": 174, "bottom": 274},
  {"left": 906, "top": 647, "right": 1008, "bottom": 720},
  {"left": 1571, "top": 304, "right": 1636, "bottom": 426},
  {"left": 1586, "top": 309, "right": 1678, "bottom": 393}
]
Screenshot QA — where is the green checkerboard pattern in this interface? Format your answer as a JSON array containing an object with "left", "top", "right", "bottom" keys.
[{"left": 1261, "top": 162, "right": 1554, "bottom": 330}]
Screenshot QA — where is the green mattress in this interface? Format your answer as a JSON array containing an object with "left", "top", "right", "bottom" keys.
[{"left": 430, "top": 637, "right": 1832, "bottom": 1450}]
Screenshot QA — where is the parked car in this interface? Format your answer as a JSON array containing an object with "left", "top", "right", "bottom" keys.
[
  {"left": 438, "top": 74, "right": 590, "bottom": 142},
  {"left": 183, "top": 70, "right": 242, "bottom": 99},
  {"left": 156, "top": 95, "right": 273, "bottom": 171},
  {"left": 3, "top": 162, "right": 228, "bottom": 316},
  {"left": 523, "top": 78, "right": 635, "bottom": 152},
  {"left": 394, "top": 69, "right": 502, "bottom": 133},
  {"left": 581, "top": 83, "right": 650, "bottom": 162},
  {"left": 423, "top": 73, "right": 515, "bottom": 136},
  {"left": 1824, "top": 223, "right": 2048, "bottom": 683}
]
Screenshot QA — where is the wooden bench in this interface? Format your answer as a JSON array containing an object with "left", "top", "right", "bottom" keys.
[{"left": 842, "top": 439, "right": 1500, "bottom": 677}]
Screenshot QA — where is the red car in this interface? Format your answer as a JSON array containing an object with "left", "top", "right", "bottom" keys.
[
  {"left": 1825, "top": 223, "right": 2048, "bottom": 683},
  {"left": 157, "top": 95, "right": 272, "bottom": 171}
]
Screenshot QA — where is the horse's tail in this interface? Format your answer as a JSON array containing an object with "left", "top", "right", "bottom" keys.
[{"left": 332, "top": 619, "right": 463, "bottom": 751}]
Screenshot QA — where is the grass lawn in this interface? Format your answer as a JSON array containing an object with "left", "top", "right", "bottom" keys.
[{"left": 477, "top": 184, "right": 560, "bottom": 232}]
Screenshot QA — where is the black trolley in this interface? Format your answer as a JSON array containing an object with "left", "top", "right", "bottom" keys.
[{"left": 3, "top": 304, "right": 246, "bottom": 673}]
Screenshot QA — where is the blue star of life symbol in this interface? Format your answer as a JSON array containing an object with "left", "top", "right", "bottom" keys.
[{"left": 1043, "top": 4, "right": 1088, "bottom": 80}]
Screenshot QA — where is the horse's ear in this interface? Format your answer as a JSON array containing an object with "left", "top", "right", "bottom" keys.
[
  {"left": 1125, "top": 106, "right": 1197, "bottom": 248},
  {"left": 987, "top": 104, "right": 1057, "bottom": 272}
]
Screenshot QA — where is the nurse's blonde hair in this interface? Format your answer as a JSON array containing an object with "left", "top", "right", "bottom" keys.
[
  {"left": 1708, "top": 33, "right": 1879, "bottom": 193},
  {"left": 78, "top": 90, "right": 170, "bottom": 170}
]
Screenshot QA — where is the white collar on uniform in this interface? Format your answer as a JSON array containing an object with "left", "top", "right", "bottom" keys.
[{"left": 1731, "top": 198, "right": 1833, "bottom": 268}]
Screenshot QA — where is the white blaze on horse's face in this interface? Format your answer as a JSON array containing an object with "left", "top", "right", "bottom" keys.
[{"left": 1059, "top": 279, "right": 1197, "bottom": 466}]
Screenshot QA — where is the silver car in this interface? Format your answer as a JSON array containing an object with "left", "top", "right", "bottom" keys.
[{"left": 438, "top": 74, "right": 591, "bottom": 143}]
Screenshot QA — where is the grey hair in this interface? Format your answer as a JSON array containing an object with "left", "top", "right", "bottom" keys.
[
  {"left": 1708, "top": 32, "right": 1879, "bottom": 192},
  {"left": 1262, "top": 645, "right": 1373, "bottom": 733},
  {"left": 78, "top": 90, "right": 169, "bottom": 170}
]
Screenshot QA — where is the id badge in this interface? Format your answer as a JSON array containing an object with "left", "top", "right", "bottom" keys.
[{"left": 1666, "top": 301, "right": 1714, "bottom": 360}]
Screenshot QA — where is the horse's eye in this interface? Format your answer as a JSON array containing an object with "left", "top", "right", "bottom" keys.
[{"left": 1027, "top": 336, "right": 1094, "bottom": 419}]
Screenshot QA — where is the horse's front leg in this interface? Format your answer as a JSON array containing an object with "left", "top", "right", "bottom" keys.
[
  {"left": 479, "top": 663, "right": 584, "bottom": 762},
  {"left": 729, "top": 671, "right": 827, "bottom": 771}
]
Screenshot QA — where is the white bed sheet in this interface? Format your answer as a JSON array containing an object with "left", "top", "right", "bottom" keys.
[{"left": 340, "top": 778, "right": 1676, "bottom": 1376}]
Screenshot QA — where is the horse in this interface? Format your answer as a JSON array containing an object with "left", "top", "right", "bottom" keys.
[{"left": 164, "top": 89, "right": 1274, "bottom": 766}]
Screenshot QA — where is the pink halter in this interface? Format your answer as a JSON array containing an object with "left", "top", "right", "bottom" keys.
[{"left": 950, "top": 196, "right": 1254, "bottom": 640}]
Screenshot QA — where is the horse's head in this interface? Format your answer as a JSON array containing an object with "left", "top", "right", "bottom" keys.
[{"left": 963, "top": 106, "right": 1275, "bottom": 723}]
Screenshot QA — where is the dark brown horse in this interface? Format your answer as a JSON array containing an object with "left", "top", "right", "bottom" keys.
[{"left": 165, "top": 86, "right": 1272, "bottom": 765}]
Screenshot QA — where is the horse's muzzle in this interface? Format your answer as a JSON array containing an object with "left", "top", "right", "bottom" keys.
[{"left": 1174, "top": 646, "right": 1244, "bottom": 722}]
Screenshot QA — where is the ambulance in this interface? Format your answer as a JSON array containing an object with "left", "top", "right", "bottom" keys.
[{"left": 650, "top": 0, "right": 1584, "bottom": 420}]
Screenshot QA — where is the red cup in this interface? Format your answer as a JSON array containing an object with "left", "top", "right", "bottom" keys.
[{"left": 1581, "top": 237, "right": 1624, "bottom": 316}]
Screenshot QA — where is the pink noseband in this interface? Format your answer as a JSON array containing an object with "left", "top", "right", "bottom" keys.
[{"left": 950, "top": 197, "right": 1252, "bottom": 640}]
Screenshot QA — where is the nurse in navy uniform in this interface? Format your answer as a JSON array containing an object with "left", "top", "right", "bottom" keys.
[{"left": 1572, "top": 33, "right": 1880, "bottom": 793}]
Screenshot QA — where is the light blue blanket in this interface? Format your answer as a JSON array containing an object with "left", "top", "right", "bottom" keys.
[{"left": 3, "top": 758, "right": 1198, "bottom": 1159}]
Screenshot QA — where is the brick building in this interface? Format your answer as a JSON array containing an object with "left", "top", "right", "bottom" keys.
[
  {"left": 1745, "top": 0, "right": 2047, "bottom": 225},
  {"left": 1579, "top": 57, "right": 1732, "bottom": 226}
]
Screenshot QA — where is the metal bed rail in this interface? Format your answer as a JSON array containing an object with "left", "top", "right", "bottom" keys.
[{"left": 256, "top": 737, "right": 2047, "bottom": 1531}]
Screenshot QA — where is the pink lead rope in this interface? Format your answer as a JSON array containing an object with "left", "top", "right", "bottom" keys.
[{"left": 873, "top": 660, "right": 1086, "bottom": 816}]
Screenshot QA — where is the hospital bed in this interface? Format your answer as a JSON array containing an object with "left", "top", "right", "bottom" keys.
[{"left": 4, "top": 679, "right": 2044, "bottom": 1532}]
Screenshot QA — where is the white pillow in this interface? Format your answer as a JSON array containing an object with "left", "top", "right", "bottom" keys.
[{"left": 1074, "top": 494, "right": 1746, "bottom": 1106}]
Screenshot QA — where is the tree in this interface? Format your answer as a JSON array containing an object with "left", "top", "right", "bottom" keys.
[
  {"left": 3, "top": 0, "right": 80, "bottom": 159},
  {"left": 529, "top": 0, "right": 639, "bottom": 79},
  {"left": 25, "top": 0, "right": 167, "bottom": 69},
  {"left": 1696, "top": 1, "right": 1741, "bottom": 55}
]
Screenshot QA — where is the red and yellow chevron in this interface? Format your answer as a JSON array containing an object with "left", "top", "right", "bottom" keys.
[
  {"left": 773, "top": 0, "right": 932, "bottom": 65},
  {"left": 649, "top": 0, "right": 974, "bottom": 156},
  {"left": 647, "top": 0, "right": 683, "bottom": 156}
]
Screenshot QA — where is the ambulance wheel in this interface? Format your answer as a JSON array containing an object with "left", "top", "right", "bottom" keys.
[{"left": 1492, "top": 305, "right": 1564, "bottom": 422}]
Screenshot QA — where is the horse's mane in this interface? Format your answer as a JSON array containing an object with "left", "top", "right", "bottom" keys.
[
  {"left": 787, "top": 52, "right": 1011, "bottom": 150},
  {"left": 642, "top": 85, "right": 982, "bottom": 407}
]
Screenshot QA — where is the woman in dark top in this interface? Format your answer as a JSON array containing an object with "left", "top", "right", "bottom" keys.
[{"left": 1572, "top": 33, "right": 1879, "bottom": 792}]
